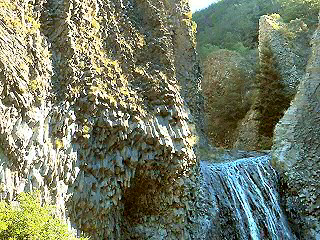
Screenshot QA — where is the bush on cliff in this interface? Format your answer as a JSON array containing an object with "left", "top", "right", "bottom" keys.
[
  {"left": 254, "top": 45, "right": 291, "bottom": 149},
  {"left": 0, "top": 192, "right": 88, "bottom": 240},
  {"left": 202, "top": 49, "right": 256, "bottom": 148}
]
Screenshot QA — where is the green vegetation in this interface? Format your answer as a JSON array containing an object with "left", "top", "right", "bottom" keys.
[
  {"left": 194, "top": 0, "right": 318, "bottom": 149},
  {"left": 55, "top": 138, "right": 64, "bottom": 150},
  {"left": 0, "top": 192, "right": 88, "bottom": 240},
  {"left": 0, "top": 1, "right": 42, "bottom": 35},
  {"left": 253, "top": 45, "right": 291, "bottom": 149},
  {"left": 277, "top": 0, "right": 320, "bottom": 25},
  {"left": 202, "top": 50, "right": 255, "bottom": 148},
  {"left": 193, "top": 0, "right": 279, "bottom": 59},
  {"left": 193, "top": 0, "right": 319, "bottom": 60}
]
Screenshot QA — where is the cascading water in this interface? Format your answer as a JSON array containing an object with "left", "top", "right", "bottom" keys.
[{"left": 199, "top": 155, "right": 296, "bottom": 240}]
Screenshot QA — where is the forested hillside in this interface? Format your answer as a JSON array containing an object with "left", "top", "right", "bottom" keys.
[
  {"left": 194, "top": 0, "right": 319, "bottom": 149},
  {"left": 193, "top": 0, "right": 319, "bottom": 60}
]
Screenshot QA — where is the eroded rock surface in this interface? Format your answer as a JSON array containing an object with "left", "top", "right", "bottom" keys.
[
  {"left": 258, "top": 15, "right": 311, "bottom": 97},
  {"left": 0, "top": 0, "right": 202, "bottom": 239},
  {"left": 235, "top": 14, "right": 312, "bottom": 150},
  {"left": 272, "top": 12, "right": 320, "bottom": 240}
]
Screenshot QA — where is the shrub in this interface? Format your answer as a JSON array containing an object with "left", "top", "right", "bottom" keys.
[
  {"left": 0, "top": 192, "right": 88, "bottom": 240},
  {"left": 276, "top": 0, "right": 319, "bottom": 27},
  {"left": 254, "top": 45, "right": 291, "bottom": 149},
  {"left": 202, "top": 49, "right": 256, "bottom": 148}
]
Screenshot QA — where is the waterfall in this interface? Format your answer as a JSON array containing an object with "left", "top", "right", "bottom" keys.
[{"left": 200, "top": 155, "right": 296, "bottom": 240}]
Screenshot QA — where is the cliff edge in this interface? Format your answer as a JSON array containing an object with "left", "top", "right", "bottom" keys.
[
  {"left": 272, "top": 12, "right": 320, "bottom": 240},
  {"left": 234, "top": 14, "right": 312, "bottom": 150},
  {"left": 0, "top": 0, "right": 202, "bottom": 239}
]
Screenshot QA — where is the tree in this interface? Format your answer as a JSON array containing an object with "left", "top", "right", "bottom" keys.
[
  {"left": 193, "top": 0, "right": 279, "bottom": 60},
  {"left": 276, "top": 0, "right": 319, "bottom": 25},
  {"left": 254, "top": 45, "right": 291, "bottom": 149},
  {"left": 193, "top": 0, "right": 319, "bottom": 62},
  {"left": 0, "top": 192, "right": 88, "bottom": 240}
]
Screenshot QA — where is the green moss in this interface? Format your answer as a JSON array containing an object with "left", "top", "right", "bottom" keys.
[
  {"left": 269, "top": 13, "right": 282, "bottom": 20},
  {"left": 26, "top": 15, "right": 41, "bottom": 34},
  {"left": 83, "top": 125, "right": 90, "bottom": 134},
  {"left": 270, "top": 21, "right": 281, "bottom": 30},
  {"left": 0, "top": 2, "right": 41, "bottom": 35},
  {"left": 91, "top": 18, "right": 100, "bottom": 30},
  {"left": 183, "top": 11, "right": 192, "bottom": 20},
  {"left": 28, "top": 78, "right": 46, "bottom": 102},
  {"left": 191, "top": 21, "right": 197, "bottom": 34},
  {"left": 29, "top": 79, "right": 40, "bottom": 92}
]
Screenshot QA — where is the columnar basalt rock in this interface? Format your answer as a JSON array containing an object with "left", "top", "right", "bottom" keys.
[
  {"left": 0, "top": 0, "right": 201, "bottom": 239},
  {"left": 258, "top": 15, "right": 310, "bottom": 97},
  {"left": 272, "top": 12, "right": 320, "bottom": 240},
  {"left": 234, "top": 14, "right": 312, "bottom": 151}
]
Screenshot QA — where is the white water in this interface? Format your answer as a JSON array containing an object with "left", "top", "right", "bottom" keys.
[{"left": 200, "top": 155, "right": 296, "bottom": 240}]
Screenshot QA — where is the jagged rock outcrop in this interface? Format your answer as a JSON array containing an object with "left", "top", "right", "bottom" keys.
[
  {"left": 258, "top": 14, "right": 310, "bottom": 97},
  {"left": 272, "top": 12, "right": 320, "bottom": 240},
  {"left": 234, "top": 14, "right": 312, "bottom": 150},
  {"left": 0, "top": 0, "right": 203, "bottom": 239}
]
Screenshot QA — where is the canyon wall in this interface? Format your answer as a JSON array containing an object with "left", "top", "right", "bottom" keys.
[
  {"left": 272, "top": 12, "right": 320, "bottom": 240},
  {"left": 0, "top": 0, "right": 202, "bottom": 239},
  {"left": 1, "top": 1, "right": 318, "bottom": 239},
  {"left": 201, "top": 14, "right": 311, "bottom": 151},
  {"left": 258, "top": 15, "right": 310, "bottom": 97},
  {"left": 234, "top": 14, "right": 311, "bottom": 150}
]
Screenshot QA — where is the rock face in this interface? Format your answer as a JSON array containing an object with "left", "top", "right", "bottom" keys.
[
  {"left": 234, "top": 14, "right": 311, "bottom": 150},
  {"left": 0, "top": 0, "right": 202, "bottom": 239},
  {"left": 272, "top": 12, "right": 320, "bottom": 240},
  {"left": 233, "top": 108, "right": 261, "bottom": 151},
  {"left": 258, "top": 15, "right": 310, "bottom": 97}
]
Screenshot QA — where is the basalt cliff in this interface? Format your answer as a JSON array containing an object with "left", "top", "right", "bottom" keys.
[
  {"left": 0, "top": 0, "right": 202, "bottom": 239},
  {"left": 0, "top": 0, "right": 319, "bottom": 240},
  {"left": 272, "top": 12, "right": 320, "bottom": 239}
]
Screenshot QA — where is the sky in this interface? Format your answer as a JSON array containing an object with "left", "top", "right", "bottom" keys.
[{"left": 189, "top": 0, "right": 219, "bottom": 12}]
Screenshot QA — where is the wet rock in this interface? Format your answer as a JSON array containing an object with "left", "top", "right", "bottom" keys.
[{"left": 197, "top": 156, "right": 296, "bottom": 240}]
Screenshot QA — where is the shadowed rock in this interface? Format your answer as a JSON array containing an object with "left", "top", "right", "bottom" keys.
[{"left": 272, "top": 12, "right": 320, "bottom": 240}]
